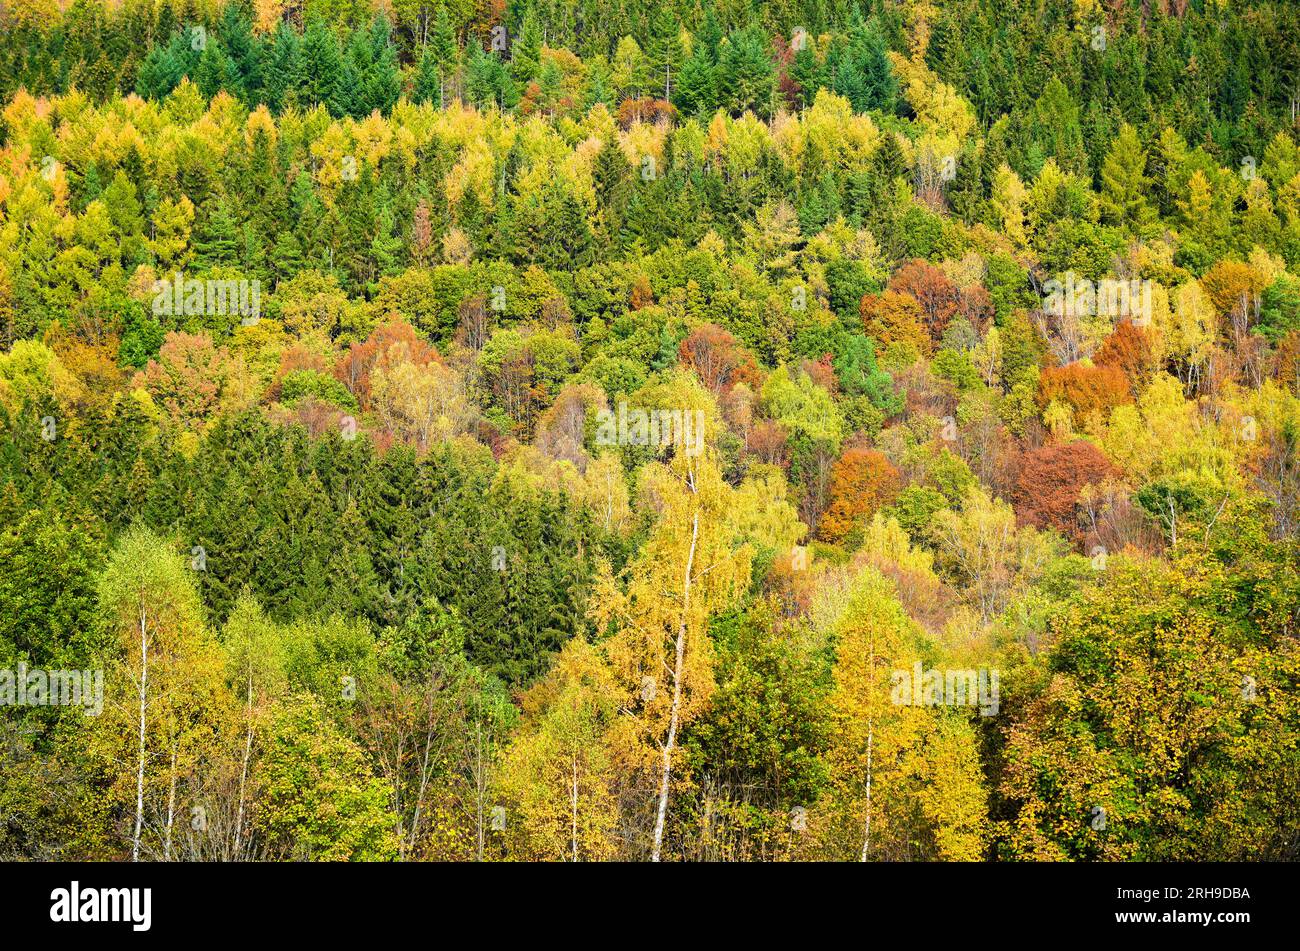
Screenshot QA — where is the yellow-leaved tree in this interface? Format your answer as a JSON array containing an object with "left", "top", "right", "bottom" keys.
[
  {"left": 497, "top": 638, "right": 623, "bottom": 861},
  {"left": 591, "top": 449, "right": 752, "bottom": 861},
  {"left": 813, "top": 566, "right": 988, "bottom": 861}
]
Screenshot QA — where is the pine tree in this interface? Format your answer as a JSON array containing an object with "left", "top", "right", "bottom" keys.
[
  {"left": 363, "top": 31, "right": 400, "bottom": 114},
  {"left": 429, "top": 3, "right": 457, "bottom": 104},
  {"left": 216, "top": 2, "right": 259, "bottom": 102},
  {"left": 263, "top": 21, "right": 302, "bottom": 113},
  {"left": 301, "top": 17, "right": 345, "bottom": 116},
  {"left": 672, "top": 49, "right": 716, "bottom": 117},
  {"left": 413, "top": 43, "right": 441, "bottom": 105},
  {"left": 511, "top": 5, "right": 542, "bottom": 87},
  {"left": 1099, "top": 122, "right": 1155, "bottom": 231},
  {"left": 646, "top": 8, "right": 682, "bottom": 100},
  {"left": 194, "top": 197, "right": 241, "bottom": 269},
  {"left": 717, "top": 27, "right": 775, "bottom": 118},
  {"left": 194, "top": 40, "right": 234, "bottom": 100}
]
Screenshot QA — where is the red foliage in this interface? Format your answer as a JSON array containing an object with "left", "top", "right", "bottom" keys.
[
  {"left": 888, "top": 260, "right": 963, "bottom": 342},
  {"left": 1275, "top": 330, "right": 1300, "bottom": 394},
  {"left": 801, "top": 354, "right": 838, "bottom": 395},
  {"left": 1094, "top": 319, "right": 1156, "bottom": 392},
  {"left": 957, "top": 284, "right": 994, "bottom": 331},
  {"left": 1011, "top": 440, "right": 1115, "bottom": 535},
  {"left": 268, "top": 344, "right": 329, "bottom": 402},
  {"left": 629, "top": 275, "right": 654, "bottom": 310},
  {"left": 615, "top": 98, "right": 677, "bottom": 129},
  {"left": 134, "top": 331, "right": 242, "bottom": 427},
  {"left": 746, "top": 419, "right": 790, "bottom": 468}
]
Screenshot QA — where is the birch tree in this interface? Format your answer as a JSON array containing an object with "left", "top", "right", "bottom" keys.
[
  {"left": 814, "top": 566, "right": 987, "bottom": 861},
  {"left": 95, "top": 525, "right": 228, "bottom": 862},
  {"left": 593, "top": 450, "right": 751, "bottom": 861}
]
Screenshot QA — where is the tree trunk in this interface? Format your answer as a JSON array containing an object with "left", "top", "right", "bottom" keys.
[
  {"left": 408, "top": 685, "right": 438, "bottom": 860},
  {"left": 474, "top": 723, "right": 485, "bottom": 862},
  {"left": 571, "top": 753, "right": 579, "bottom": 863},
  {"left": 860, "top": 626, "right": 876, "bottom": 862},
  {"left": 233, "top": 669, "right": 253, "bottom": 861},
  {"left": 163, "top": 748, "right": 178, "bottom": 861},
  {"left": 132, "top": 604, "right": 149, "bottom": 863},
  {"left": 859, "top": 722, "right": 874, "bottom": 862},
  {"left": 651, "top": 501, "right": 699, "bottom": 863}
]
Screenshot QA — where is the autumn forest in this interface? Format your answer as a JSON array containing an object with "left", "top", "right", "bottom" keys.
[{"left": 0, "top": 0, "right": 1298, "bottom": 864}]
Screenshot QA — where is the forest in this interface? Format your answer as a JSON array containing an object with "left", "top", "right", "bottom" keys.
[{"left": 0, "top": 0, "right": 1298, "bottom": 862}]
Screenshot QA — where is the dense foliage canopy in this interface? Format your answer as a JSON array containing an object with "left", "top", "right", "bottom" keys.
[{"left": 2, "top": 0, "right": 1299, "bottom": 862}]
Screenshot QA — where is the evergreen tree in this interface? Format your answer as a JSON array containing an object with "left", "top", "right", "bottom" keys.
[
  {"left": 194, "top": 197, "right": 241, "bottom": 270},
  {"left": 1099, "top": 122, "right": 1156, "bottom": 231},
  {"left": 263, "top": 21, "right": 303, "bottom": 113},
  {"left": 301, "top": 17, "right": 345, "bottom": 116}
]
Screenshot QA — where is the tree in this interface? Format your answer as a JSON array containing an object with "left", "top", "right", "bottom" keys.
[
  {"left": 673, "top": 48, "right": 716, "bottom": 117},
  {"left": 860, "top": 290, "right": 930, "bottom": 354},
  {"left": 1001, "top": 550, "right": 1300, "bottom": 860},
  {"left": 1099, "top": 123, "right": 1155, "bottom": 230},
  {"left": 301, "top": 17, "right": 345, "bottom": 115},
  {"left": 929, "top": 487, "right": 1047, "bottom": 622},
  {"left": 814, "top": 566, "right": 987, "bottom": 861},
  {"left": 1011, "top": 440, "right": 1115, "bottom": 535},
  {"left": 511, "top": 7, "right": 542, "bottom": 86},
  {"left": 95, "top": 525, "right": 228, "bottom": 861},
  {"left": 497, "top": 638, "right": 622, "bottom": 860},
  {"left": 718, "top": 27, "right": 776, "bottom": 118},
  {"left": 1093, "top": 319, "right": 1156, "bottom": 392},
  {"left": 256, "top": 693, "right": 398, "bottom": 860},
  {"left": 220, "top": 594, "right": 288, "bottom": 861},
  {"left": 646, "top": 9, "right": 683, "bottom": 101},
  {"left": 678, "top": 323, "right": 760, "bottom": 394},
  {"left": 592, "top": 450, "right": 752, "bottom": 861},
  {"left": 263, "top": 21, "right": 302, "bottom": 112},
  {"left": 888, "top": 259, "right": 964, "bottom": 343},
  {"left": 1036, "top": 361, "right": 1133, "bottom": 427},
  {"left": 818, "top": 448, "right": 902, "bottom": 542}
]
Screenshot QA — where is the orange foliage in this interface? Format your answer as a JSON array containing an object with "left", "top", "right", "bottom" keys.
[
  {"left": 1036, "top": 361, "right": 1133, "bottom": 420},
  {"left": 746, "top": 419, "right": 789, "bottom": 468},
  {"left": 616, "top": 98, "right": 677, "bottom": 129},
  {"left": 1274, "top": 330, "right": 1300, "bottom": 394},
  {"left": 334, "top": 317, "right": 440, "bottom": 411},
  {"left": 817, "top": 448, "right": 902, "bottom": 542},
  {"left": 678, "top": 323, "right": 761, "bottom": 394},
  {"left": 882, "top": 260, "right": 993, "bottom": 338},
  {"left": 1011, "top": 440, "right": 1115, "bottom": 536},
  {"left": 1200, "top": 260, "right": 1266, "bottom": 316},
  {"left": 268, "top": 344, "right": 329, "bottom": 401},
  {"left": 629, "top": 275, "right": 654, "bottom": 310},
  {"left": 860, "top": 290, "right": 931, "bottom": 353},
  {"left": 800, "top": 355, "right": 838, "bottom": 395},
  {"left": 1093, "top": 319, "right": 1156, "bottom": 392}
]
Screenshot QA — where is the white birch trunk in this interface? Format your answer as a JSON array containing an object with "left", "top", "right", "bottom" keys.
[
  {"left": 651, "top": 500, "right": 699, "bottom": 863},
  {"left": 132, "top": 604, "right": 149, "bottom": 863}
]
